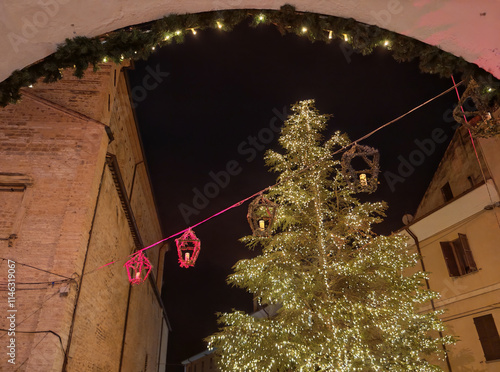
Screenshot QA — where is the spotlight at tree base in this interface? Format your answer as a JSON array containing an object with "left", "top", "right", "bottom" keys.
[
  {"left": 124, "top": 251, "right": 152, "bottom": 285},
  {"left": 452, "top": 78, "right": 500, "bottom": 138},
  {"left": 341, "top": 143, "right": 380, "bottom": 193},
  {"left": 176, "top": 229, "right": 201, "bottom": 268},
  {"left": 247, "top": 194, "right": 278, "bottom": 237}
]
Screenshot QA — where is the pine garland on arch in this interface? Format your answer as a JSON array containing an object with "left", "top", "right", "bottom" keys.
[{"left": 1, "top": 4, "right": 499, "bottom": 108}]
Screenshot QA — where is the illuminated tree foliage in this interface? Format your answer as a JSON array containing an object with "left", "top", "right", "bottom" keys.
[{"left": 207, "top": 100, "right": 453, "bottom": 371}]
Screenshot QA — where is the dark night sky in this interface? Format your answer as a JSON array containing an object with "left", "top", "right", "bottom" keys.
[{"left": 127, "top": 20, "right": 460, "bottom": 371}]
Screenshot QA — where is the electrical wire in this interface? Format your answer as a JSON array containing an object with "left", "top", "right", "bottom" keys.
[
  {"left": 0, "top": 329, "right": 65, "bottom": 354},
  {"left": 89, "top": 81, "right": 463, "bottom": 274},
  {"left": 0, "top": 290, "right": 60, "bottom": 341},
  {"left": 14, "top": 332, "right": 49, "bottom": 372},
  {"left": 0, "top": 257, "right": 72, "bottom": 280}
]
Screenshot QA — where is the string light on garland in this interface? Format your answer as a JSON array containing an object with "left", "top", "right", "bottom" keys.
[
  {"left": 191, "top": 28, "right": 197, "bottom": 35},
  {"left": 176, "top": 229, "right": 201, "bottom": 268},
  {"left": 341, "top": 144, "right": 380, "bottom": 193},
  {"left": 217, "top": 21, "right": 223, "bottom": 29},
  {"left": 247, "top": 194, "right": 278, "bottom": 237},
  {"left": 328, "top": 30, "right": 333, "bottom": 40},
  {"left": 124, "top": 251, "right": 152, "bottom": 285},
  {"left": 452, "top": 78, "right": 500, "bottom": 138},
  {"left": 301, "top": 26, "right": 308, "bottom": 33}
]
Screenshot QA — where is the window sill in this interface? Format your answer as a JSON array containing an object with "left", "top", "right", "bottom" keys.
[
  {"left": 486, "top": 359, "right": 500, "bottom": 363},
  {"left": 450, "top": 269, "right": 480, "bottom": 279}
]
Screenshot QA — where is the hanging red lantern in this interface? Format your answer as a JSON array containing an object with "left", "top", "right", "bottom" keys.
[
  {"left": 176, "top": 229, "right": 201, "bottom": 268},
  {"left": 124, "top": 251, "right": 152, "bottom": 285},
  {"left": 247, "top": 194, "right": 278, "bottom": 237}
]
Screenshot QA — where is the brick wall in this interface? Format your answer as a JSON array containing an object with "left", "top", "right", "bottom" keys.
[
  {"left": 0, "top": 90, "right": 108, "bottom": 370},
  {"left": 0, "top": 62, "right": 168, "bottom": 371}
]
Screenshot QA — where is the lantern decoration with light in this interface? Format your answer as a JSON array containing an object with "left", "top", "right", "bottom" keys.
[
  {"left": 453, "top": 78, "right": 499, "bottom": 138},
  {"left": 176, "top": 229, "right": 201, "bottom": 268},
  {"left": 124, "top": 251, "right": 152, "bottom": 285},
  {"left": 341, "top": 144, "right": 380, "bottom": 193},
  {"left": 247, "top": 194, "right": 278, "bottom": 237}
]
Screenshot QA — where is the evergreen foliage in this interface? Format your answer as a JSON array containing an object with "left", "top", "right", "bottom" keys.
[
  {"left": 207, "top": 100, "right": 453, "bottom": 371},
  {"left": 1, "top": 5, "right": 499, "bottom": 108}
]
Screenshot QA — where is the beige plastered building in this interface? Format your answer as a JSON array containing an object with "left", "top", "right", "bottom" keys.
[{"left": 402, "top": 124, "right": 500, "bottom": 371}]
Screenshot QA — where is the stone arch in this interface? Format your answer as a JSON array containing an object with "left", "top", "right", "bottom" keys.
[{"left": 0, "top": 1, "right": 498, "bottom": 83}]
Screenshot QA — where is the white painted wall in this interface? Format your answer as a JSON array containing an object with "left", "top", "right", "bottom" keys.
[{"left": 1, "top": 1, "right": 499, "bottom": 83}]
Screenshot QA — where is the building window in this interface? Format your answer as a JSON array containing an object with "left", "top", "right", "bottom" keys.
[
  {"left": 441, "top": 182, "right": 454, "bottom": 202},
  {"left": 440, "top": 233, "right": 477, "bottom": 277},
  {"left": 474, "top": 314, "right": 500, "bottom": 361}
]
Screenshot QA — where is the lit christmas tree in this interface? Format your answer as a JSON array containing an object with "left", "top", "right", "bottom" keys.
[{"left": 207, "top": 100, "right": 453, "bottom": 371}]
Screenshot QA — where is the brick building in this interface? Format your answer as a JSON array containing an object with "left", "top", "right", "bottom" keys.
[{"left": 0, "top": 62, "right": 169, "bottom": 371}]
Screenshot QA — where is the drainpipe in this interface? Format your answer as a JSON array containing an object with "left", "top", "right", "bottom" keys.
[{"left": 405, "top": 227, "right": 453, "bottom": 372}]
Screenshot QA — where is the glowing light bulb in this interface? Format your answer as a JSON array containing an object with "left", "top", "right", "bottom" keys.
[
  {"left": 102, "top": 57, "right": 108, "bottom": 63},
  {"left": 151, "top": 46, "right": 155, "bottom": 50},
  {"left": 176, "top": 30, "right": 181, "bottom": 35},
  {"left": 384, "top": 40, "right": 390, "bottom": 46},
  {"left": 28, "top": 85, "right": 33, "bottom": 88},
  {"left": 359, "top": 173, "right": 368, "bottom": 187},
  {"left": 120, "top": 55, "right": 124, "bottom": 61},
  {"left": 301, "top": 27, "right": 307, "bottom": 33},
  {"left": 258, "top": 14, "right": 264, "bottom": 21},
  {"left": 191, "top": 28, "right": 197, "bottom": 35},
  {"left": 343, "top": 33, "right": 349, "bottom": 41},
  {"left": 328, "top": 30, "right": 333, "bottom": 39},
  {"left": 217, "top": 21, "right": 223, "bottom": 29},
  {"left": 164, "top": 35, "right": 170, "bottom": 41},
  {"left": 487, "top": 87, "right": 493, "bottom": 92},
  {"left": 135, "top": 271, "right": 141, "bottom": 280},
  {"left": 185, "top": 252, "right": 191, "bottom": 261},
  {"left": 259, "top": 219, "right": 266, "bottom": 230}
]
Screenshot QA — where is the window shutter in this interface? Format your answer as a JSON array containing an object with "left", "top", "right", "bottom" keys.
[
  {"left": 474, "top": 314, "right": 500, "bottom": 361},
  {"left": 458, "top": 233, "right": 477, "bottom": 273},
  {"left": 440, "top": 241, "right": 460, "bottom": 277}
]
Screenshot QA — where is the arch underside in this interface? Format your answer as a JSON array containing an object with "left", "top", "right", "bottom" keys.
[{"left": 0, "top": 1, "right": 499, "bottom": 83}]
